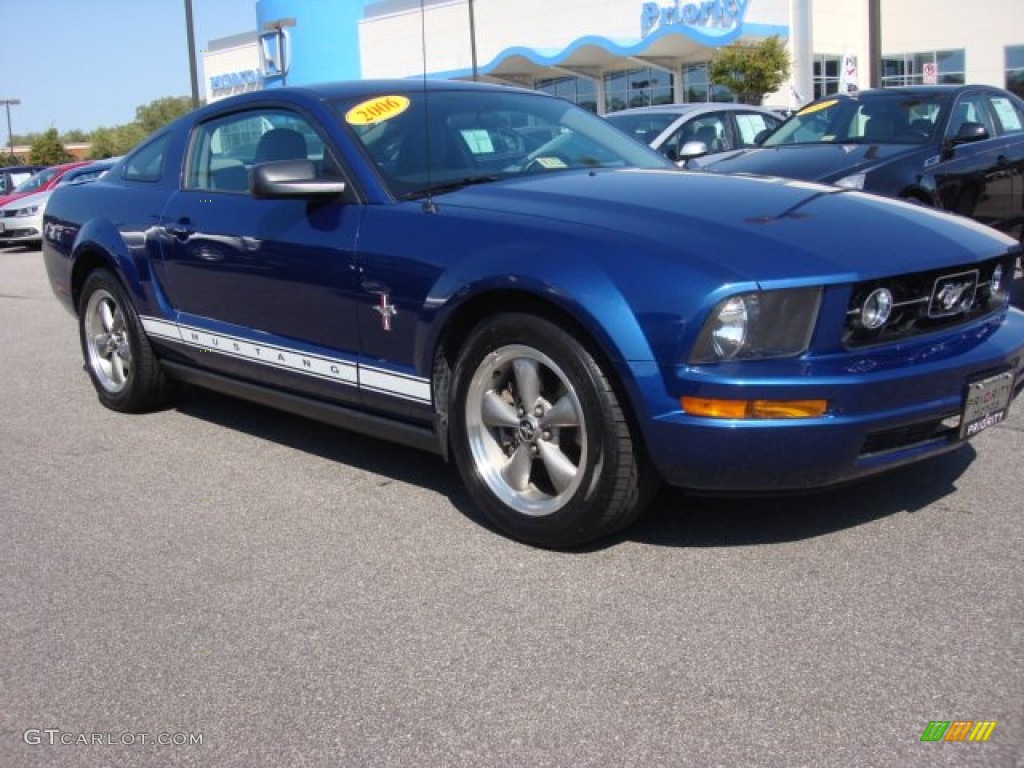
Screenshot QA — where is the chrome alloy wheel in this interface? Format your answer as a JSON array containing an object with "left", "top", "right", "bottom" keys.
[
  {"left": 464, "top": 344, "right": 587, "bottom": 517},
  {"left": 83, "top": 288, "right": 133, "bottom": 393}
]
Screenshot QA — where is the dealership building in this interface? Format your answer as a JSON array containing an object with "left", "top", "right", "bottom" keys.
[{"left": 203, "top": 0, "right": 1024, "bottom": 111}]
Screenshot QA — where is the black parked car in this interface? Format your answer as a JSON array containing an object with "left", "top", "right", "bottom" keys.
[{"left": 698, "top": 86, "right": 1024, "bottom": 240}]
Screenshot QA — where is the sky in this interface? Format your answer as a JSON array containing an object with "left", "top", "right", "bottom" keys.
[{"left": 2, "top": 0, "right": 258, "bottom": 138}]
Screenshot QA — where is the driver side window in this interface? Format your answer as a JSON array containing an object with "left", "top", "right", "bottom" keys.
[
  {"left": 187, "top": 109, "right": 330, "bottom": 193},
  {"left": 946, "top": 95, "right": 996, "bottom": 139}
]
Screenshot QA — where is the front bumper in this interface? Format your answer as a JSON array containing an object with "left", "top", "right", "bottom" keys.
[
  {"left": 637, "top": 308, "right": 1024, "bottom": 491},
  {"left": 0, "top": 214, "right": 43, "bottom": 243}
]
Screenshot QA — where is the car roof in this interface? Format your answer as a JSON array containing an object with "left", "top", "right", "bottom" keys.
[
  {"left": 49, "top": 160, "right": 91, "bottom": 173},
  {"left": 805, "top": 85, "right": 999, "bottom": 104},
  {"left": 607, "top": 103, "right": 776, "bottom": 117},
  {"left": 198, "top": 78, "right": 536, "bottom": 112},
  {"left": 1, "top": 164, "right": 47, "bottom": 173}
]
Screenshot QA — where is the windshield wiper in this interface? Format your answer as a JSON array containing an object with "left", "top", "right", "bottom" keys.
[{"left": 403, "top": 174, "right": 503, "bottom": 200}]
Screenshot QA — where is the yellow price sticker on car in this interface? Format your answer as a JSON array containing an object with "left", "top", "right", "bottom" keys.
[
  {"left": 797, "top": 99, "right": 838, "bottom": 116},
  {"left": 345, "top": 95, "right": 411, "bottom": 126}
]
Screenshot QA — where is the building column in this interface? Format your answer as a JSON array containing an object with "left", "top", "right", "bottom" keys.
[{"left": 788, "top": 0, "right": 814, "bottom": 106}]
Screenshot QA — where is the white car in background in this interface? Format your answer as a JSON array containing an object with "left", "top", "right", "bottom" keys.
[
  {"left": 0, "top": 158, "right": 119, "bottom": 248},
  {"left": 603, "top": 103, "right": 784, "bottom": 165}
]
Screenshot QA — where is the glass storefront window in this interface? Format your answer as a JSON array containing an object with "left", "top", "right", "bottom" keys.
[
  {"left": 813, "top": 54, "right": 841, "bottom": 99},
  {"left": 680, "top": 62, "right": 735, "bottom": 103},
  {"left": 1007, "top": 45, "right": 1024, "bottom": 98},
  {"left": 604, "top": 67, "right": 674, "bottom": 113},
  {"left": 881, "top": 49, "right": 965, "bottom": 87},
  {"left": 536, "top": 76, "right": 598, "bottom": 113}
]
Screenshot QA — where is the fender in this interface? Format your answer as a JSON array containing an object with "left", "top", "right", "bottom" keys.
[
  {"left": 419, "top": 246, "right": 661, "bottom": 377},
  {"left": 70, "top": 218, "right": 165, "bottom": 319}
]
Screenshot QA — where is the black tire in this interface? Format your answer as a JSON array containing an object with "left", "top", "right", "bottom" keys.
[
  {"left": 449, "top": 313, "right": 658, "bottom": 548},
  {"left": 78, "top": 269, "right": 172, "bottom": 412}
]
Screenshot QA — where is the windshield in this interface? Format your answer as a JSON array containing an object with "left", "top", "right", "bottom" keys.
[
  {"left": 335, "top": 88, "right": 672, "bottom": 198},
  {"left": 13, "top": 167, "right": 59, "bottom": 194},
  {"left": 763, "top": 92, "right": 950, "bottom": 147}
]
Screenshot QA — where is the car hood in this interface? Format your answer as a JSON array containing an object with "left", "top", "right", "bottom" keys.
[
  {"left": 443, "top": 169, "right": 1009, "bottom": 285},
  {"left": 700, "top": 143, "right": 920, "bottom": 183},
  {"left": 1, "top": 189, "right": 52, "bottom": 211}
]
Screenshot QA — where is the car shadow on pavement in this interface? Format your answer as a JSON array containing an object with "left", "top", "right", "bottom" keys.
[
  {"left": 170, "top": 383, "right": 478, "bottom": 503},
  {"left": 173, "top": 384, "right": 978, "bottom": 551},
  {"left": 620, "top": 445, "right": 976, "bottom": 549}
]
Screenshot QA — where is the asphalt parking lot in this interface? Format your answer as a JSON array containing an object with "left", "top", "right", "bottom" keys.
[{"left": 1, "top": 243, "right": 1022, "bottom": 767}]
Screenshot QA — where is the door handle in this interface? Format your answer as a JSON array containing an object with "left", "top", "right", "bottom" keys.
[{"left": 164, "top": 219, "right": 195, "bottom": 240}]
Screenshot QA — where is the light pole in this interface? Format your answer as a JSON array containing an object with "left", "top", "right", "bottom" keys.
[
  {"left": 184, "top": 0, "right": 200, "bottom": 108},
  {"left": 1, "top": 98, "right": 20, "bottom": 160},
  {"left": 868, "top": 0, "right": 881, "bottom": 88},
  {"left": 468, "top": 0, "right": 478, "bottom": 81}
]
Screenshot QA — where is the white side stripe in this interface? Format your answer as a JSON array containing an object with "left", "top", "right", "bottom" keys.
[{"left": 140, "top": 316, "right": 430, "bottom": 404}]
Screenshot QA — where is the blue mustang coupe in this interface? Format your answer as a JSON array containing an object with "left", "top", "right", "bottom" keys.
[{"left": 43, "top": 80, "right": 1024, "bottom": 547}]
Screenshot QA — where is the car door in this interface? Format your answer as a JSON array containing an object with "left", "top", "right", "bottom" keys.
[
  {"left": 985, "top": 90, "right": 1024, "bottom": 238},
  {"left": 933, "top": 91, "right": 1012, "bottom": 230},
  {"left": 158, "top": 106, "right": 366, "bottom": 407}
]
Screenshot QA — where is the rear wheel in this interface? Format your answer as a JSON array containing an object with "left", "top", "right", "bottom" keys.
[
  {"left": 79, "top": 269, "right": 171, "bottom": 412},
  {"left": 449, "top": 313, "right": 657, "bottom": 548}
]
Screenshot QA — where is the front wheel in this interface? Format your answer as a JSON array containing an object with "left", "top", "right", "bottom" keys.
[
  {"left": 79, "top": 269, "right": 171, "bottom": 412},
  {"left": 449, "top": 313, "right": 657, "bottom": 548}
]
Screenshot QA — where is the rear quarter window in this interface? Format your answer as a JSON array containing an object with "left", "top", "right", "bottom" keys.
[
  {"left": 123, "top": 134, "right": 171, "bottom": 182},
  {"left": 989, "top": 96, "right": 1024, "bottom": 134}
]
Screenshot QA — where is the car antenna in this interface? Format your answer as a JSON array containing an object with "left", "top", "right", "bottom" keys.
[{"left": 420, "top": 0, "right": 438, "bottom": 214}]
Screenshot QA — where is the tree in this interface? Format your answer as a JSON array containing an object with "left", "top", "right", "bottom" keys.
[
  {"left": 61, "top": 129, "right": 90, "bottom": 143},
  {"left": 710, "top": 36, "right": 791, "bottom": 106},
  {"left": 135, "top": 96, "right": 194, "bottom": 134},
  {"left": 28, "top": 128, "right": 73, "bottom": 165},
  {"left": 88, "top": 124, "right": 147, "bottom": 159}
]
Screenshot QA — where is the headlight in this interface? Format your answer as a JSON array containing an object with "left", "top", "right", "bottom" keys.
[
  {"left": 834, "top": 172, "right": 866, "bottom": 190},
  {"left": 860, "top": 287, "right": 893, "bottom": 330},
  {"left": 14, "top": 205, "right": 40, "bottom": 217},
  {"left": 990, "top": 262, "right": 1006, "bottom": 295},
  {"left": 690, "top": 287, "right": 822, "bottom": 364}
]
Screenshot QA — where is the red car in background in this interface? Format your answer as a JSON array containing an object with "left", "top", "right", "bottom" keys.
[{"left": 0, "top": 160, "right": 90, "bottom": 208}]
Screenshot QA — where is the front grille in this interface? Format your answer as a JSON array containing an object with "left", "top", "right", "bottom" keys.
[{"left": 844, "top": 255, "right": 1016, "bottom": 348}]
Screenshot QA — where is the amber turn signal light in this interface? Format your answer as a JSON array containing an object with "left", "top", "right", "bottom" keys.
[{"left": 681, "top": 397, "right": 828, "bottom": 419}]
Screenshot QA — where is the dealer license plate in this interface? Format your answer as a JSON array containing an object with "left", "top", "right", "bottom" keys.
[{"left": 960, "top": 372, "right": 1013, "bottom": 439}]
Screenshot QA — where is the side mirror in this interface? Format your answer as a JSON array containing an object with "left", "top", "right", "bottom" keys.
[
  {"left": 250, "top": 159, "right": 347, "bottom": 199},
  {"left": 753, "top": 129, "right": 771, "bottom": 145},
  {"left": 951, "top": 121, "right": 988, "bottom": 144},
  {"left": 941, "top": 121, "right": 989, "bottom": 160},
  {"left": 677, "top": 140, "right": 709, "bottom": 161}
]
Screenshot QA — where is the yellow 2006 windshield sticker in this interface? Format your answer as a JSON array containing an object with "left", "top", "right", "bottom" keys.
[
  {"left": 345, "top": 95, "right": 410, "bottom": 126},
  {"left": 797, "top": 98, "right": 838, "bottom": 116}
]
